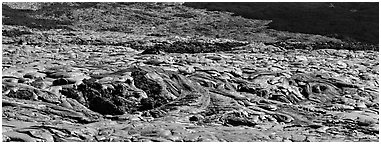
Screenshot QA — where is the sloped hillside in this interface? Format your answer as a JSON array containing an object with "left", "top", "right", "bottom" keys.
[{"left": 185, "top": 2, "right": 379, "bottom": 45}]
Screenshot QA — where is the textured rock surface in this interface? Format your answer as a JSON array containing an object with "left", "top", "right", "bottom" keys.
[{"left": 2, "top": 2, "right": 379, "bottom": 142}]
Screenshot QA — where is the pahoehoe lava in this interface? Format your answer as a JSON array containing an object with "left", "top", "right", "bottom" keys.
[{"left": 2, "top": 2, "right": 379, "bottom": 142}]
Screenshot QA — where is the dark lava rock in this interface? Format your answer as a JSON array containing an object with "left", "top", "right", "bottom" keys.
[
  {"left": 52, "top": 78, "right": 76, "bottom": 86},
  {"left": 140, "top": 97, "right": 156, "bottom": 110},
  {"left": 269, "top": 41, "right": 377, "bottom": 51},
  {"left": 142, "top": 41, "right": 248, "bottom": 54},
  {"left": 141, "top": 43, "right": 167, "bottom": 55},
  {"left": 7, "top": 89, "right": 35, "bottom": 100},
  {"left": 46, "top": 72, "right": 72, "bottom": 79},
  {"left": 59, "top": 66, "right": 198, "bottom": 116},
  {"left": 189, "top": 115, "right": 204, "bottom": 122},
  {"left": 60, "top": 87, "right": 86, "bottom": 104},
  {"left": 141, "top": 47, "right": 165, "bottom": 55},
  {"left": 59, "top": 65, "right": 178, "bottom": 115},
  {"left": 222, "top": 112, "right": 256, "bottom": 127},
  {"left": 65, "top": 79, "right": 140, "bottom": 115},
  {"left": 131, "top": 67, "right": 170, "bottom": 111},
  {"left": 23, "top": 72, "right": 46, "bottom": 79},
  {"left": 2, "top": 29, "right": 33, "bottom": 37},
  {"left": 17, "top": 78, "right": 32, "bottom": 83}
]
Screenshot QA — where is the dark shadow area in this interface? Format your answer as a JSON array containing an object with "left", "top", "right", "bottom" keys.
[
  {"left": 2, "top": 29, "right": 33, "bottom": 37},
  {"left": 2, "top": 4, "right": 73, "bottom": 30},
  {"left": 1, "top": 2, "right": 151, "bottom": 31},
  {"left": 184, "top": 2, "right": 379, "bottom": 45}
]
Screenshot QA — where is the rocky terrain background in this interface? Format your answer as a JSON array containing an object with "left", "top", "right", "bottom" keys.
[
  {"left": 2, "top": 2, "right": 379, "bottom": 142},
  {"left": 185, "top": 2, "right": 379, "bottom": 45}
]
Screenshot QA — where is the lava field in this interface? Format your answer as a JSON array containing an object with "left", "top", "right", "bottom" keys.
[{"left": 2, "top": 2, "right": 379, "bottom": 142}]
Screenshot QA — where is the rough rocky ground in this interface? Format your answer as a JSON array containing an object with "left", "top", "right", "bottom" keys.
[{"left": 2, "top": 2, "right": 379, "bottom": 142}]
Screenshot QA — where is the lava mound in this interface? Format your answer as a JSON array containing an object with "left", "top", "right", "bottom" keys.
[{"left": 142, "top": 40, "right": 249, "bottom": 54}]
